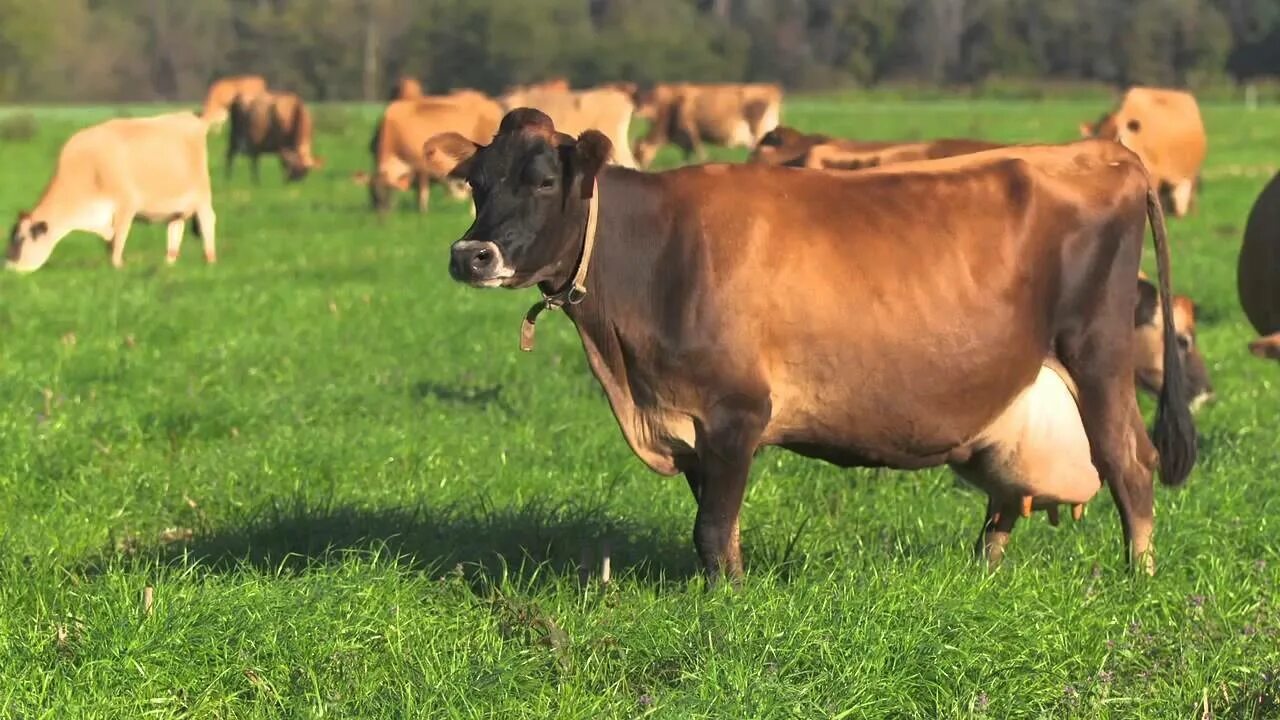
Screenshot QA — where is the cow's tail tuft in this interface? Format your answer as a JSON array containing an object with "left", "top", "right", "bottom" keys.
[{"left": 1147, "top": 186, "right": 1197, "bottom": 486}]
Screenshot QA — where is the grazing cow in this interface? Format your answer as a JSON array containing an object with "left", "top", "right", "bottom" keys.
[
  {"left": 7, "top": 113, "right": 216, "bottom": 272},
  {"left": 749, "top": 127, "right": 836, "bottom": 165},
  {"left": 226, "top": 91, "right": 323, "bottom": 183},
  {"left": 499, "top": 87, "right": 638, "bottom": 168},
  {"left": 1081, "top": 87, "right": 1206, "bottom": 218},
  {"left": 201, "top": 74, "right": 268, "bottom": 130},
  {"left": 434, "top": 109, "right": 1196, "bottom": 581},
  {"left": 366, "top": 93, "right": 504, "bottom": 212},
  {"left": 1239, "top": 171, "right": 1280, "bottom": 360},
  {"left": 1134, "top": 276, "right": 1213, "bottom": 408},
  {"left": 390, "top": 75, "right": 425, "bottom": 101},
  {"left": 633, "top": 83, "right": 783, "bottom": 168}
]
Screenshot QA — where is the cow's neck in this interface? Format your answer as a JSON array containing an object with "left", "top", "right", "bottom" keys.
[{"left": 558, "top": 168, "right": 689, "bottom": 475}]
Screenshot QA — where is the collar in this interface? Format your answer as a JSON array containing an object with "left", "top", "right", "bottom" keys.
[{"left": 519, "top": 181, "right": 600, "bottom": 352}]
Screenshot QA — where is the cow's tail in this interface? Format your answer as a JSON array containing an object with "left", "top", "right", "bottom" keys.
[{"left": 1147, "top": 186, "right": 1197, "bottom": 487}]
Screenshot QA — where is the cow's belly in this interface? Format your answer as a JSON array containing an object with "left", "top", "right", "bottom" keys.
[
  {"left": 953, "top": 363, "right": 1101, "bottom": 506},
  {"left": 137, "top": 192, "right": 204, "bottom": 221}
]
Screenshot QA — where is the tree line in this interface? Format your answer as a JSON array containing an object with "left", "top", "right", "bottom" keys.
[{"left": 1, "top": 0, "right": 1278, "bottom": 103}]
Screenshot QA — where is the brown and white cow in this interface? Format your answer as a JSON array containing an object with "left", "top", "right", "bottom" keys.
[
  {"left": 7, "top": 113, "right": 217, "bottom": 272},
  {"left": 366, "top": 93, "right": 504, "bottom": 213},
  {"left": 633, "top": 83, "right": 783, "bottom": 168},
  {"left": 226, "top": 91, "right": 323, "bottom": 182},
  {"left": 1081, "top": 87, "right": 1206, "bottom": 218},
  {"left": 1239, "top": 171, "right": 1280, "bottom": 360},
  {"left": 201, "top": 74, "right": 268, "bottom": 130},
  {"left": 432, "top": 109, "right": 1197, "bottom": 582},
  {"left": 499, "top": 87, "right": 637, "bottom": 168}
]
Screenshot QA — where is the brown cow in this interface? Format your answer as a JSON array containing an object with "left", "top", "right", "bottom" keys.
[
  {"left": 499, "top": 87, "right": 637, "bottom": 167},
  {"left": 802, "top": 138, "right": 1006, "bottom": 170},
  {"left": 367, "top": 93, "right": 504, "bottom": 213},
  {"left": 7, "top": 113, "right": 217, "bottom": 272},
  {"left": 1081, "top": 87, "right": 1206, "bottom": 218},
  {"left": 633, "top": 83, "right": 783, "bottom": 168},
  {"left": 755, "top": 130, "right": 1214, "bottom": 410},
  {"left": 748, "top": 127, "right": 836, "bottom": 165},
  {"left": 226, "top": 91, "right": 323, "bottom": 183},
  {"left": 434, "top": 109, "right": 1196, "bottom": 581},
  {"left": 390, "top": 75, "right": 425, "bottom": 101},
  {"left": 1239, "top": 171, "right": 1280, "bottom": 360},
  {"left": 1134, "top": 277, "right": 1213, "bottom": 408},
  {"left": 201, "top": 74, "right": 268, "bottom": 130}
]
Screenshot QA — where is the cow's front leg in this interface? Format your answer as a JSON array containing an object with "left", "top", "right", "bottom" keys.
[
  {"left": 975, "top": 495, "right": 1021, "bottom": 570},
  {"left": 691, "top": 395, "right": 770, "bottom": 586}
]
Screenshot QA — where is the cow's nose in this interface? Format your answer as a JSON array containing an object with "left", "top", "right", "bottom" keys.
[{"left": 450, "top": 240, "right": 502, "bottom": 282}]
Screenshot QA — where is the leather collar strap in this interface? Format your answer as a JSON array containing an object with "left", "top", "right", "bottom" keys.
[{"left": 519, "top": 181, "right": 600, "bottom": 352}]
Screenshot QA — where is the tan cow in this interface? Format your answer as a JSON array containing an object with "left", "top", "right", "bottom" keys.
[
  {"left": 390, "top": 75, "right": 425, "bottom": 101},
  {"left": 633, "top": 83, "right": 783, "bottom": 168},
  {"left": 1239, "top": 171, "right": 1280, "bottom": 360},
  {"left": 500, "top": 87, "right": 638, "bottom": 168},
  {"left": 1081, "top": 87, "right": 1206, "bottom": 218},
  {"left": 201, "top": 74, "right": 268, "bottom": 130},
  {"left": 367, "top": 93, "right": 504, "bottom": 212},
  {"left": 7, "top": 113, "right": 216, "bottom": 272},
  {"left": 226, "top": 91, "right": 323, "bottom": 182}
]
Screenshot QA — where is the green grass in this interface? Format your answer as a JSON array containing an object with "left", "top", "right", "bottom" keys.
[{"left": 1, "top": 98, "right": 1279, "bottom": 718}]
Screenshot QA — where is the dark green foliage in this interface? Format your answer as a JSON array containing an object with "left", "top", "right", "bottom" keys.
[{"left": 0, "top": 0, "right": 1277, "bottom": 102}]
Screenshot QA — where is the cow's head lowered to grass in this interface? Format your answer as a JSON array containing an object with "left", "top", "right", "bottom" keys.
[
  {"left": 6, "top": 211, "right": 58, "bottom": 273},
  {"left": 429, "top": 109, "right": 611, "bottom": 289}
]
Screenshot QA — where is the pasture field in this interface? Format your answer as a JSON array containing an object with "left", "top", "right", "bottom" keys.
[{"left": 1, "top": 98, "right": 1279, "bottom": 719}]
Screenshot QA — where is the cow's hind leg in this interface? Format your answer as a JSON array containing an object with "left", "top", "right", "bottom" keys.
[
  {"left": 165, "top": 218, "right": 185, "bottom": 265},
  {"left": 1058, "top": 279, "right": 1160, "bottom": 573},
  {"left": 195, "top": 204, "right": 217, "bottom": 263},
  {"left": 108, "top": 210, "right": 135, "bottom": 269},
  {"left": 684, "top": 394, "right": 770, "bottom": 586}
]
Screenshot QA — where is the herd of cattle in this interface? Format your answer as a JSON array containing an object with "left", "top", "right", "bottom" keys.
[{"left": 5, "top": 74, "right": 1279, "bottom": 582}]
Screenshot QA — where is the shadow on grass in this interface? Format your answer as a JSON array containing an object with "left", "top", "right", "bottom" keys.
[{"left": 82, "top": 495, "right": 699, "bottom": 586}]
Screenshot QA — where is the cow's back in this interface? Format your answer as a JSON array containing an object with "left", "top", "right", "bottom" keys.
[
  {"left": 379, "top": 97, "right": 502, "bottom": 174},
  {"left": 66, "top": 114, "right": 211, "bottom": 209}
]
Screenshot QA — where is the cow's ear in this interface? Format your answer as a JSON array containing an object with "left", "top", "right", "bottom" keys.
[
  {"left": 1135, "top": 278, "right": 1158, "bottom": 326},
  {"left": 1078, "top": 122, "right": 1093, "bottom": 138},
  {"left": 424, "top": 132, "right": 481, "bottom": 179},
  {"left": 572, "top": 130, "right": 612, "bottom": 199}
]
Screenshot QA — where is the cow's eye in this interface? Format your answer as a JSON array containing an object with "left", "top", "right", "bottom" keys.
[
  {"left": 537, "top": 176, "right": 556, "bottom": 190},
  {"left": 1176, "top": 334, "right": 1192, "bottom": 351}
]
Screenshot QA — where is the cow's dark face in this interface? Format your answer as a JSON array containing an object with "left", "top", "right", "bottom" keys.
[
  {"left": 1133, "top": 278, "right": 1214, "bottom": 411},
  {"left": 438, "top": 109, "right": 611, "bottom": 289}
]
